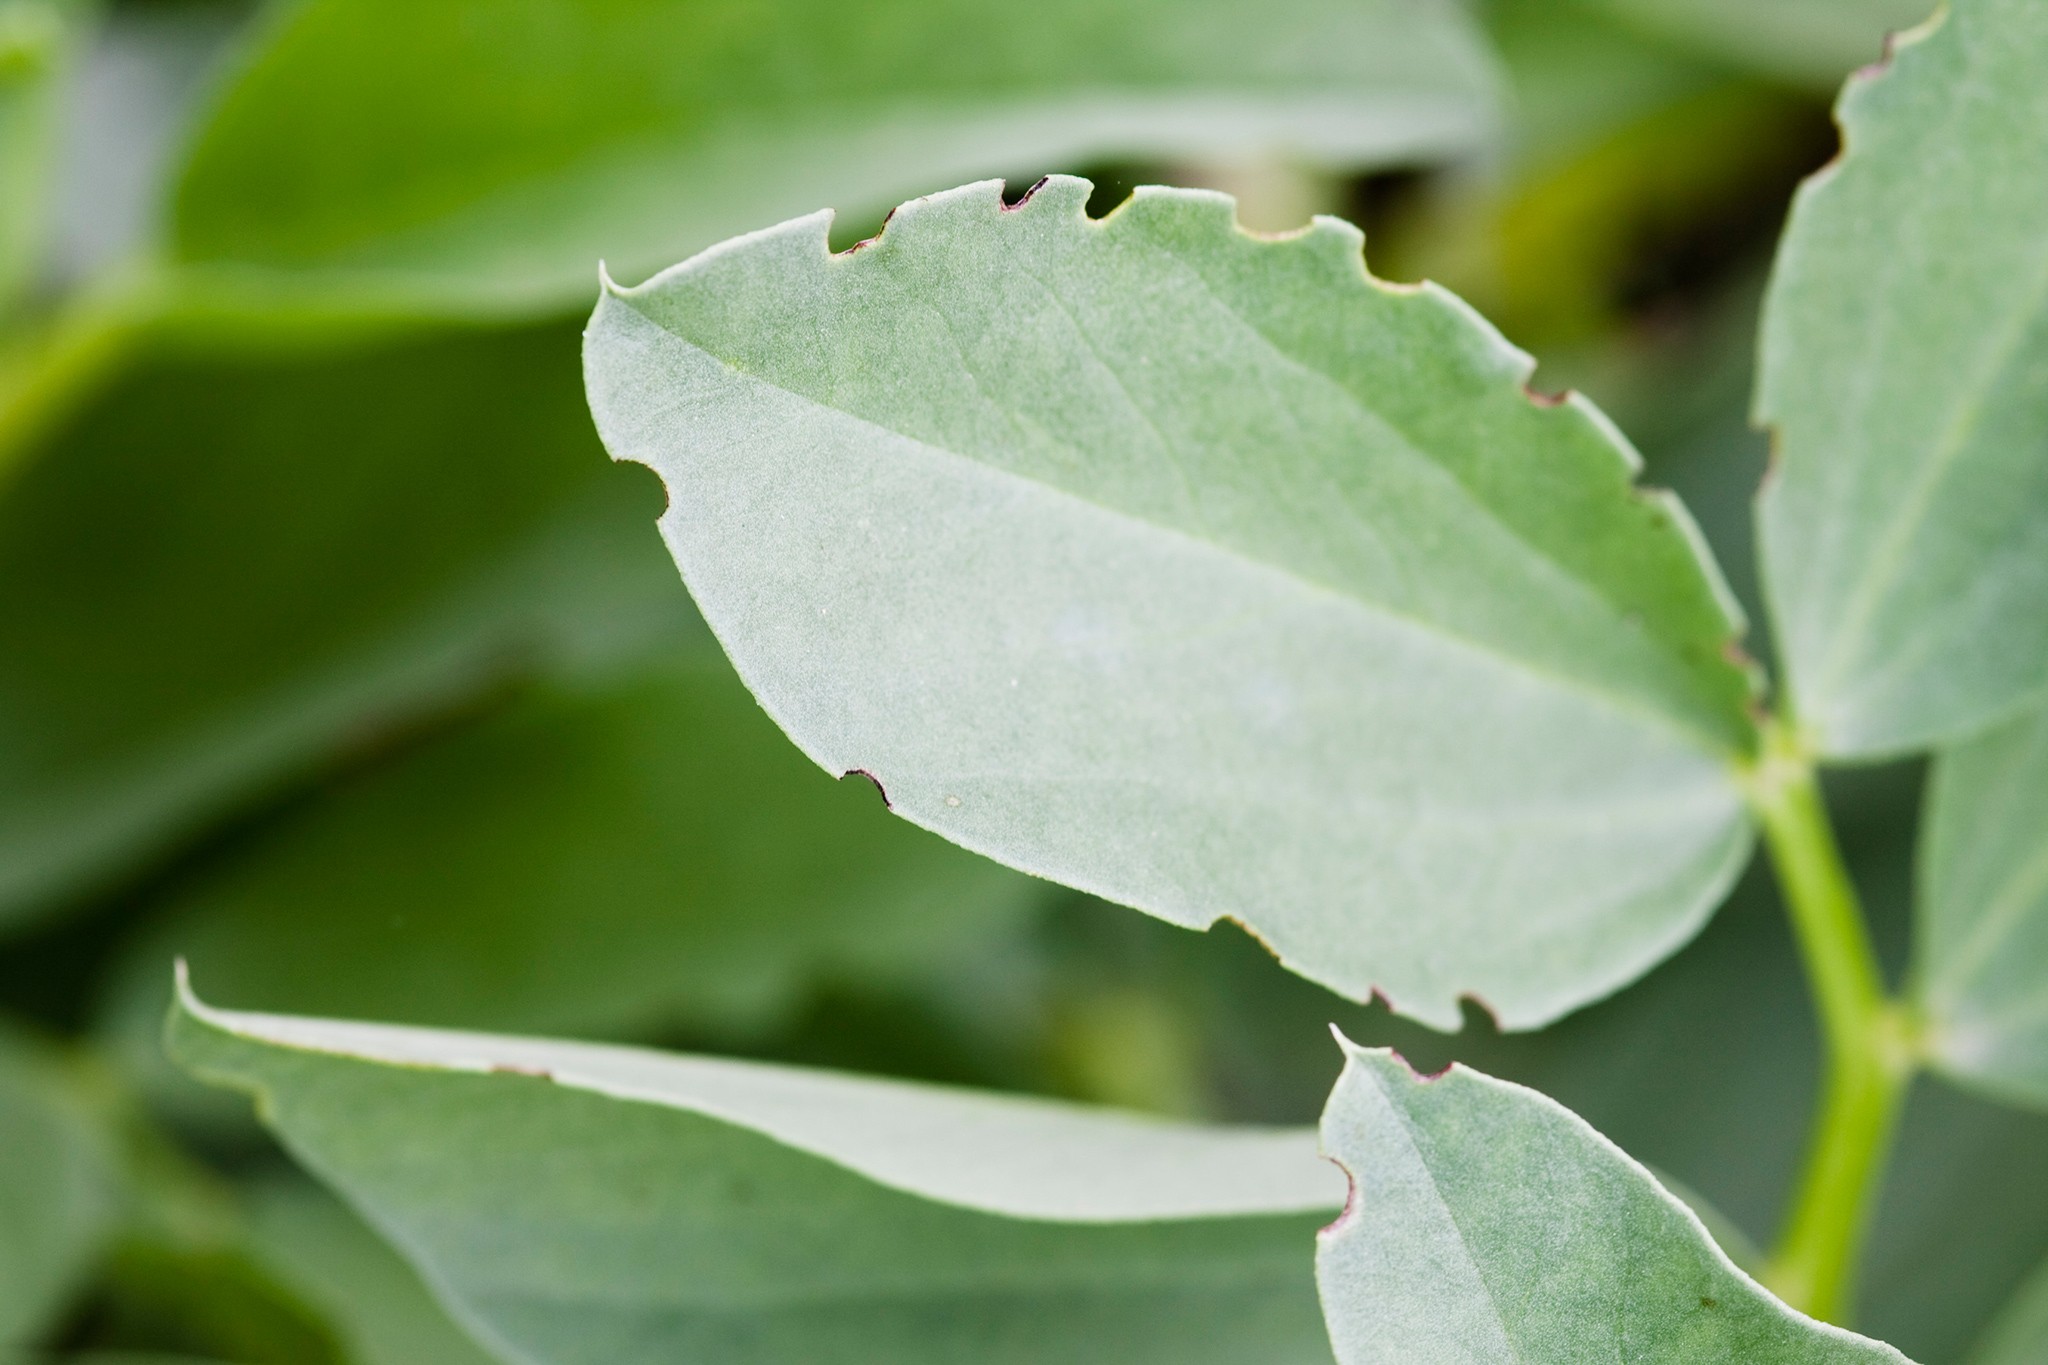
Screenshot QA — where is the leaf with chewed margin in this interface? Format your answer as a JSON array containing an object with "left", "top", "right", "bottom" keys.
[
  {"left": 169, "top": 0, "right": 1499, "bottom": 317},
  {"left": 1914, "top": 702, "right": 2048, "bottom": 1110},
  {"left": 1756, "top": 0, "right": 2048, "bottom": 757},
  {"left": 168, "top": 973, "right": 1345, "bottom": 1365},
  {"left": 1316, "top": 1036, "right": 1913, "bottom": 1363},
  {"left": 585, "top": 174, "right": 1760, "bottom": 1030}
]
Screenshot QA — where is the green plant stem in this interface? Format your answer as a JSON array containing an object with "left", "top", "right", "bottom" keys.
[{"left": 1749, "top": 721, "right": 1916, "bottom": 1326}]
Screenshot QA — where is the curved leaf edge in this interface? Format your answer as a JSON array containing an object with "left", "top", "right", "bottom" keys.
[
  {"left": 1749, "top": 2, "right": 2041, "bottom": 761},
  {"left": 165, "top": 964, "right": 1346, "bottom": 1227},
  {"left": 586, "top": 174, "right": 1764, "bottom": 1033},
  {"left": 1317, "top": 1034, "right": 1917, "bottom": 1363}
]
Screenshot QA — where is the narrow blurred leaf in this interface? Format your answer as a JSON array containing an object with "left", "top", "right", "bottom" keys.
[
  {"left": 585, "top": 175, "right": 1758, "bottom": 1030},
  {"left": 1317, "top": 1040, "right": 1910, "bottom": 1362},
  {"left": 83, "top": 1241, "right": 345, "bottom": 1365},
  {"left": 1756, "top": 0, "right": 2048, "bottom": 757},
  {"left": 1914, "top": 704, "right": 2048, "bottom": 1108},
  {"left": 169, "top": 978, "right": 1344, "bottom": 1365},
  {"left": 167, "top": 0, "right": 1498, "bottom": 316},
  {"left": 44, "top": 3, "right": 249, "bottom": 290},
  {"left": 1968, "top": 1254, "right": 2048, "bottom": 1365},
  {"left": 0, "top": 0, "right": 77, "bottom": 314},
  {"left": 1584, "top": 0, "right": 1933, "bottom": 87},
  {"left": 242, "top": 1177, "right": 503, "bottom": 1365},
  {"left": 101, "top": 653, "right": 1047, "bottom": 1115},
  {"left": 0, "top": 1024, "right": 119, "bottom": 1348},
  {"left": 0, "top": 322, "right": 692, "bottom": 931}
]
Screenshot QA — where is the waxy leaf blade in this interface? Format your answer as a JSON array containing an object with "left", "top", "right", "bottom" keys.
[
  {"left": 1317, "top": 1038, "right": 1911, "bottom": 1363},
  {"left": 169, "top": 0, "right": 1499, "bottom": 316},
  {"left": 168, "top": 978, "right": 1343, "bottom": 1365},
  {"left": 1756, "top": 0, "right": 2048, "bottom": 757},
  {"left": 584, "top": 175, "right": 1758, "bottom": 1029},
  {"left": 1914, "top": 704, "right": 2048, "bottom": 1109}
]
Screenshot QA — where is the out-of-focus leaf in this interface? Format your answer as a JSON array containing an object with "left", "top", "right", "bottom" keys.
[
  {"left": 242, "top": 1177, "right": 502, "bottom": 1365},
  {"left": 1756, "top": 0, "right": 2048, "bottom": 757},
  {"left": 45, "top": 3, "right": 247, "bottom": 289},
  {"left": 0, "top": 0, "right": 80, "bottom": 315},
  {"left": 1968, "top": 1255, "right": 2048, "bottom": 1365},
  {"left": 0, "top": 321, "right": 692, "bottom": 932},
  {"left": 585, "top": 175, "right": 1758, "bottom": 1030},
  {"left": 169, "top": 976, "right": 1344, "bottom": 1365},
  {"left": 1414, "top": 2, "right": 1831, "bottom": 350},
  {"left": 100, "top": 653, "right": 1048, "bottom": 1117},
  {"left": 1316, "top": 1040, "right": 1908, "bottom": 1362},
  {"left": 81, "top": 1241, "right": 345, "bottom": 1365},
  {"left": 169, "top": 0, "right": 1500, "bottom": 317},
  {"left": 1862, "top": 1075, "right": 2048, "bottom": 1361},
  {"left": 1914, "top": 704, "right": 2048, "bottom": 1109},
  {"left": 0, "top": 1024, "right": 119, "bottom": 1349},
  {"left": 1583, "top": 0, "right": 1933, "bottom": 88}
]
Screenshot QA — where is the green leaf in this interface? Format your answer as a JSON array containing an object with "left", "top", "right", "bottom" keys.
[
  {"left": 168, "top": 975, "right": 1343, "bottom": 1365},
  {"left": 241, "top": 1177, "right": 503, "bottom": 1365},
  {"left": 0, "top": 1025, "right": 120, "bottom": 1348},
  {"left": 1755, "top": 0, "right": 2048, "bottom": 757},
  {"left": 1914, "top": 703, "right": 2048, "bottom": 1108},
  {"left": 166, "top": 0, "right": 1498, "bottom": 317},
  {"left": 584, "top": 175, "right": 1759, "bottom": 1030},
  {"left": 100, "top": 653, "right": 1046, "bottom": 1118},
  {"left": 0, "top": 0, "right": 75, "bottom": 315},
  {"left": 0, "top": 321, "right": 692, "bottom": 932},
  {"left": 1316, "top": 1038, "right": 1910, "bottom": 1362},
  {"left": 1583, "top": 0, "right": 1934, "bottom": 88},
  {"left": 1967, "top": 1253, "right": 2048, "bottom": 1365}
]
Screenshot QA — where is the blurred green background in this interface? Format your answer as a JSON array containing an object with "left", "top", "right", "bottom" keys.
[{"left": 6, "top": 1, "right": 2036, "bottom": 1363}]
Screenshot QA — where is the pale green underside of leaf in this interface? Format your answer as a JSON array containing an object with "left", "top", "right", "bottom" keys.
[
  {"left": 584, "top": 174, "right": 1757, "bottom": 1030},
  {"left": 1584, "top": 0, "right": 1934, "bottom": 87},
  {"left": 0, "top": 1026, "right": 119, "bottom": 1349},
  {"left": 1967, "top": 1253, "right": 2048, "bottom": 1365},
  {"left": 1915, "top": 703, "right": 2048, "bottom": 1109},
  {"left": 168, "top": 978, "right": 1343, "bottom": 1365},
  {"left": 1756, "top": 0, "right": 2048, "bottom": 758},
  {"left": 1316, "top": 1040, "right": 1912, "bottom": 1363},
  {"left": 167, "top": 0, "right": 1499, "bottom": 316},
  {"left": 99, "top": 653, "right": 1045, "bottom": 1125}
]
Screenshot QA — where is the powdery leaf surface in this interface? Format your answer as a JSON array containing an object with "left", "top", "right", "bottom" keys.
[
  {"left": 170, "top": 976, "right": 1344, "bottom": 1365},
  {"left": 1756, "top": 0, "right": 2048, "bottom": 757},
  {"left": 1317, "top": 1038, "right": 1913, "bottom": 1363},
  {"left": 585, "top": 175, "right": 1759, "bottom": 1029}
]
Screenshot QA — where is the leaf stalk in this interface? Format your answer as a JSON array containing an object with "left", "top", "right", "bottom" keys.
[{"left": 1746, "top": 719, "right": 1917, "bottom": 1326}]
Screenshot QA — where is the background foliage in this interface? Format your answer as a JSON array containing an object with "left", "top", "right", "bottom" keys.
[{"left": 4, "top": 1, "right": 2039, "bottom": 1362}]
